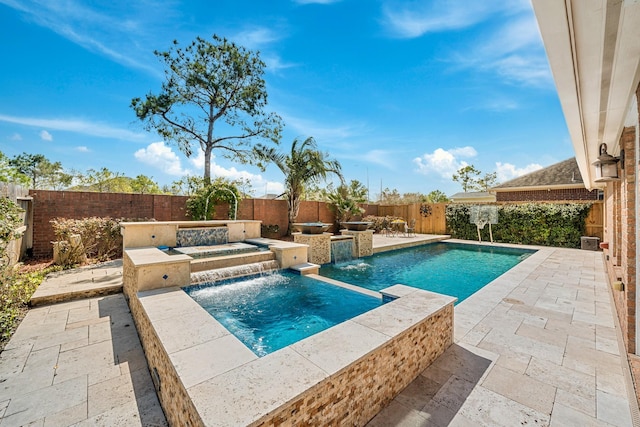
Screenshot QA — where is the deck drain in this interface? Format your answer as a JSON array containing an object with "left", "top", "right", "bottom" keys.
[{"left": 502, "top": 298, "right": 524, "bottom": 305}]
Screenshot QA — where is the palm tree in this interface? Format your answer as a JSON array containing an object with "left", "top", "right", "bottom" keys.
[{"left": 255, "top": 137, "right": 343, "bottom": 233}]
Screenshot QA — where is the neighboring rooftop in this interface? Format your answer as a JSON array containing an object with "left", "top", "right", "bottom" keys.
[
  {"left": 492, "top": 158, "right": 584, "bottom": 191},
  {"left": 449, "top": 191, "right": 496, "bottom": 204}
]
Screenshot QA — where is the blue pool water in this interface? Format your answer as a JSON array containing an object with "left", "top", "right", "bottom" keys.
[
  {"left": 319, "top": 242, "right": 535, "bottom": 303},
  {"left": 184, "top": 271, "right": 382, "bottom": 356}
]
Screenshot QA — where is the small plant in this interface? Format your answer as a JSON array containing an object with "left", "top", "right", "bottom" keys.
[
  {"left": 325, "top": 180, "right": 367, "bottom": 223},
  {"left": 0, "top": 197, "right": 24, "bottom": 266},
  {"left": 261, "top": 224, "right": 280, "bottom": 236},
  {"left": 1, "top": 264, "right": 61, "bottom": 349}
]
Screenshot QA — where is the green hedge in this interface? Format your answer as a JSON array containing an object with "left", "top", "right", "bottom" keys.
[{"left": 445, "top": 203, "right": 593, "bottom": 248}]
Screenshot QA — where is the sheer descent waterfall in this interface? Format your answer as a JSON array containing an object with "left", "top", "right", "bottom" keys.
[{"left": 190, "top": 260, "right": 280, "bottom": 285}]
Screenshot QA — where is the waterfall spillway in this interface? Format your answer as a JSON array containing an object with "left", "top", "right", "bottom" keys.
[
  {"left": 331, "top": 237, "right": 355, "bottom": 264},
  {"left": 190, "top": 260, "right": 280, "bottom": 285}
]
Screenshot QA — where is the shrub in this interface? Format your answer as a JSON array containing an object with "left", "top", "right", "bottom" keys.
[
  {"left": 0, "top": 197, "right": 23, "bottom": 267},
  {"left": 1, "top": 265, "right": 61, "bottom": 349},
  {"left": 445, "top": 202, "right": 593, "bottom": 248},
  {"left": 51, "top": 217, "right": 150, "bottom": 264},
  {"left": 51, "top": 217, "right": 123, "bottom": 264}
]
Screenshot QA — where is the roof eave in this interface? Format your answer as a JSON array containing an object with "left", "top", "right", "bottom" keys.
[{"left": 531, "top": 0, "right": 640, "bottom": 190}]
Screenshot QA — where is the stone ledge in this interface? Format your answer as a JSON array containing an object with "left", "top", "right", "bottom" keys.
[{"left": 130, "top": 280, "right": 455, "bottom": 426}]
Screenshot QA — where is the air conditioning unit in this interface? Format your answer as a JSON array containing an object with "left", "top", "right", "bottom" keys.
[{"left": 580, "top": 236, "right": 600, "bottom": 251}]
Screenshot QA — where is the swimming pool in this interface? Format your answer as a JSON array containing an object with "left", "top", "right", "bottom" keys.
[
  {"left": 184, "top": 271, "right": 382, "bottom": 356},
  {"left": 319, "top": 242, "right": 535, "bottom": 303}
]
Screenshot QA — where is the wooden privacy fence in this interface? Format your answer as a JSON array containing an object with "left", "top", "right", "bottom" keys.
[
  {"left": 377, "top": 203, "right": 447, "bottom": 235},
  {"left": 585, "top": 201, "right": 604, "bottom": 240}
]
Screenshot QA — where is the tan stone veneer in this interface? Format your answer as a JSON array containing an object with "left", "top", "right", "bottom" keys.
[
  {"left": 125, "top": 280, "right": 455, "bottom": 426},
  {"left": 340, "top": 229, "right": 374, "bottom": 257},
  {"left": 293, "top": 232, "right": 331, "bottom": 264}
]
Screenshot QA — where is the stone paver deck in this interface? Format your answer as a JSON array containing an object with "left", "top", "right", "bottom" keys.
[
  {"left": 30, "top": 260, "right": 123, "bottom": 307},
  {"left": 368, "top": 240, "right": 638, "bottom": 426},
  {"left": 1, "top": 237, "right": 638, "bottom": 426},
  {"left": 0, "top": 293, "right": 166, "bottom": 426}
]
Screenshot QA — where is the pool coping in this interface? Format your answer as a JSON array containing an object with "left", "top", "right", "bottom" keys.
[{"left": 132, "top": 278, "right": 456, "bottom": 426}]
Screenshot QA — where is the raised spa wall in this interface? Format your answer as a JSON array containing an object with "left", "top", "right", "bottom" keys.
[
  {"left": 121, "top": 221, "right": 455, "bottom": 426},
  {"left": 129, "top": 283, "right": 455, "bottom": 426},
  {"left": 120, "top": 220, "right": 310, "bottom": 295}
]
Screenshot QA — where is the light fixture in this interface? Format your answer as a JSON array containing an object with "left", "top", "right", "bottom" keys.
[{"left": 592, "top": 143, "right": 620, "bottom": 181}]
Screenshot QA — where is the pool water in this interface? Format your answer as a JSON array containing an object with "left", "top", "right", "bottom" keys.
[
  {"left": 184, "top": 271, "right": 382, "bottom": 357},
  {"left": 319, "top": 242, "right": 535, "bottom": 303}
]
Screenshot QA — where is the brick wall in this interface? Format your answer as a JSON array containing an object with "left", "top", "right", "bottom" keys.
[
  {"left": 495, "top": 187, "right": 598, "bottom": 202},
  {"left": 28, "top": 190, "right": 191, "bottom": 258},
  {"left": 29, "top": 191, "right": 360, "bottom": 258},
  {"left": 622, "top": 126, "right": 637, "bottom": 352},
  {"left": 607, "top": 125, "right": 638, "bottom": 353}
]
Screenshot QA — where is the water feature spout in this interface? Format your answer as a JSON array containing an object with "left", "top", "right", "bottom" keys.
[
  {"left": 191, "top": 260, "right": 279, "bottom": 285},
  {"left": 331, "top": 236, "right": 355, "bottom": 264}
]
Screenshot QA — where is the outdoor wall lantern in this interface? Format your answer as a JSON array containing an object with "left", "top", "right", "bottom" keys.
[{"left": 593, "top": 143, "right": 620, "bottom": 181}]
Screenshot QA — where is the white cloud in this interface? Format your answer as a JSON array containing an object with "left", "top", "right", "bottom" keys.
[
  {"left": 281, "top": 112, "right": 366, "bottom": 143},
  {"left": 293, "top": 0, "right": 341, "bottom": 4},
  {"left": 413, "top": 146, "right": 477, "bottom": 178},
  {"left": 262, "top": 54, "right": 297, "bottom": 73},
  {"left": 233, "top": 27, "right": 282, "bottom": 49},
  {"left": 362, "top": 150, "right": 393, "bottom": 168},
  {"left": 134, "top": 141, "right": 191, "bottom": 176},
  {"left": 382, "top": 0, "right": 529, "bottom": 38},
  {"left": 10, "top": 133, "right": 22, "bottom": 141},
  {"left": 1, "top": 0, "right": 164, "bottom": 76},
  {"left": 381, "top": 0, "right": 551, "bottom": 87},
  {"left": 452, "top": 16, "right": 552, "bottom": 87},
  {"left": 189, "top": 150, "right": 283, "bottom": 194},
  {"left": 0, "top": 114, "right": 147, "bottom": 141},
  {"left": 39, "top": 130, "right": 53, "bottom": 141},
  {"left": 137, "top": 144, "right": 283, "bottom": 194},
  {"left": 76, "top": 146, "right": 90, "bottom": 152},
  {"left": 495, "top": 161, "right": 542, "bottom": 182}
]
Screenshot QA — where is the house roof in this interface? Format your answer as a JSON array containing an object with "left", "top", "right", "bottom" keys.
[{"left": 492, "top": 158, "right": 585, "bottom": 191}]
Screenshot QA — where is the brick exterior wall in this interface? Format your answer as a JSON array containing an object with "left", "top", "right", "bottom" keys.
[
  {"left": 608, "top": 125, "right": 637, "bottom": 353},
  {"left": 495, "top": 187, "right": 599, "bottom": 202}
]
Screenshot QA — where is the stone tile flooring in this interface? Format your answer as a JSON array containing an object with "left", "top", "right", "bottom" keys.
[
  {"left": 0, "top": 294, "right": 167, "bottom": 426},
  {"left": 1, "top": 240, "right": 637, "bottom": 426},
  {"left": 368, "top": 243, "right": 637, "bottom": 426}
]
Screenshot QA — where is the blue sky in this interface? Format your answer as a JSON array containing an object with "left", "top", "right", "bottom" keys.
[{"left": 0, "top": 0, "right": 573, "bottom": 198}]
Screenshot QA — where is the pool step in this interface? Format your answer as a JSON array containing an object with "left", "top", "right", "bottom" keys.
[{"left": 190, "top": 249, "right": 277, "bottom": 273}]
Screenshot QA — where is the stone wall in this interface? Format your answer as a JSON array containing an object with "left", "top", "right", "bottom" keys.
[
  {"left": 125, "top": 275, "right": 454, "bottom": 426},
  {"left": 293, "top": 233, "right": 331, "bottom": 265},
  {"left": 125, "top": 291, "right": 205, "bottom": 427},
  {"left": 253, "top": 304, "right": 454, "bottom": 426},
  {"left": 341, "top": 230, "right": 374, "bottom": 257}
]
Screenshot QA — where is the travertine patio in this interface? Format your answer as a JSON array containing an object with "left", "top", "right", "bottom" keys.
[{"left": 0, "top": 237, "right": 637, "bottom": 426}]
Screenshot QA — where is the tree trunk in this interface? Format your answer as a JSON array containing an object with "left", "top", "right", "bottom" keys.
[
  {"left": 204, "top": 146, "right": 212, "bottom": 184},
  {"left": 287, "top": 193, "right": 301, "bottom": 235}
]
